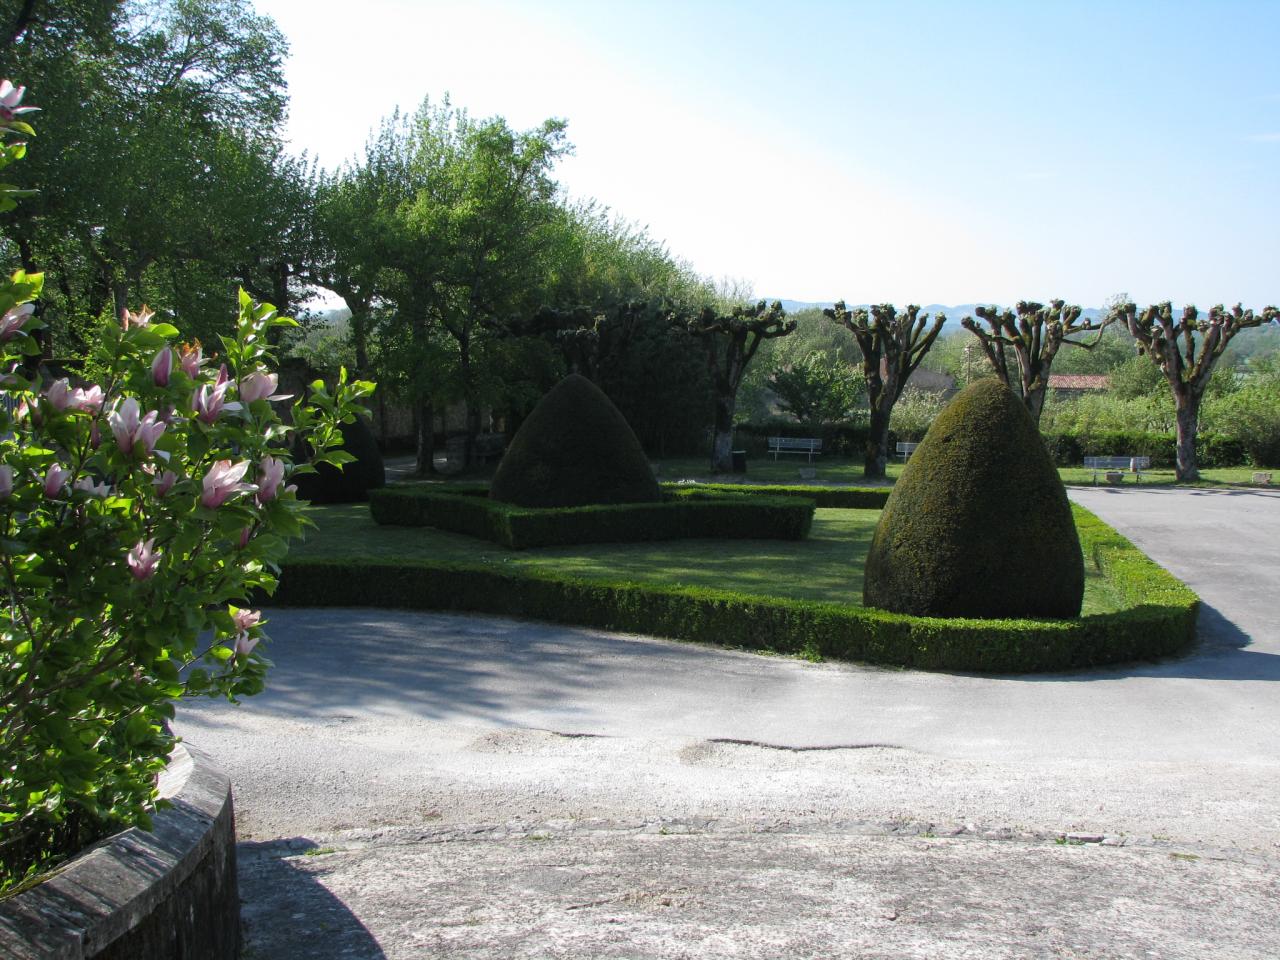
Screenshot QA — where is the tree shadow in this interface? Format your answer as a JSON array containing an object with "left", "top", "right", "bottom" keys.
[
  {"left": 183, "top": 609, "right": 754, "bottom": 729},
  {"left": 238, "top": 837, "right": 386, "bottom": 960}
]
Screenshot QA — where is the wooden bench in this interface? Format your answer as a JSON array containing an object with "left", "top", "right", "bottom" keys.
[
  {"left": 1084, "top": 456, "right": 1151, "bottom": 484},
  {"left": 768, "top": 437, "right": 822, "bottom": 462},
  {"left": 896, "top": 441, "right": 919, "bottom": 462}
]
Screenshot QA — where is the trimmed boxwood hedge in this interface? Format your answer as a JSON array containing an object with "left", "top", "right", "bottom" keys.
[
  {"left": 272, "top": 504, "right": 1197, "bottom": 673},
  {"left": 679, "top": 483, "right": 890, "bottom": 509},
  {"left": 369, "top": 484, "right": 815, "bottom": 549}
]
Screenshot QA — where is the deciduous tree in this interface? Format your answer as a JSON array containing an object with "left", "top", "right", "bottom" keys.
[
  {"left": 960, "top": 300, "right": 1111, "bottom": 424},
  {"left": 680, "top": 299, "right": 795, "bottom": 473},
  {"left": 1108, "top": 301, "right": 1279, "bottom": 481},
  {"left": 823, "top": 302, "right": 945, "bottom": 479}
]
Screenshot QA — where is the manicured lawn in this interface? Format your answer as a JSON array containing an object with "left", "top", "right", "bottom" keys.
[
  {"left": 293, "top": 504, "right": 1126, "bottom": 614},
  {"left": 1056, "top": 464, "right": 1270, "bottom": 488}
]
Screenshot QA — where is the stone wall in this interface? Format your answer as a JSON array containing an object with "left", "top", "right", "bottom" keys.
[{"left": 0, "top": 743, "right": 240, "bottom": 959}]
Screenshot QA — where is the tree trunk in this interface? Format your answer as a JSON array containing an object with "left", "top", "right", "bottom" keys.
[
  {"left": 1174, "top": 396, "right": 1200, "bottom": 483},
  {"left": 865, "top": 404, "right": 891, "bottom": 480},
  {"left": 1025, "top": 383, "right": 1048, "bottom": 425},
  {"left": 710, "top": 393, "right": 735, "bottom": 473},
  {"left": 415, "top": 397, "right": 437, "bottom": 476}
]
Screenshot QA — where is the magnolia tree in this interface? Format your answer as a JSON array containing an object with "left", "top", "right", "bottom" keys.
[{"left": 0, "top": 85, "right": 374, "bottom": 888}]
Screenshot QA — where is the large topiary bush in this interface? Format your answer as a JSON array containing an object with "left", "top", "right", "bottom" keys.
[
  {"left": 490, "top": 373, "right": 661, "bottom": 508},
  {"left": 864, "top": 378, "right": 1084, "bottom": 619}
]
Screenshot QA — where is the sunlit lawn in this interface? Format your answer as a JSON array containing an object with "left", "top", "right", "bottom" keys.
[{"left": 293, "top": 504, "right": 1126, "bottom": 615}]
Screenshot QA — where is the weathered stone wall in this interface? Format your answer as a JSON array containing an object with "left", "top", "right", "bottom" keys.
[{"left": 0, "top": 743, "right": 240, "bottom": 960}]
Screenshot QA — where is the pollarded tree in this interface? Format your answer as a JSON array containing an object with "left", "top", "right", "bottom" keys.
[
  {"left": 960, "top": 300, "right": 1110, "bottom": 424},
  {"left": 1109, "top": 301, "right": 1279, "bottom": 481},
  {"left": 680, "top": 299, "right": 795, "bottom": 473},
  {"left": 822, "top": 302, "right": 945, "bottom": 479}
]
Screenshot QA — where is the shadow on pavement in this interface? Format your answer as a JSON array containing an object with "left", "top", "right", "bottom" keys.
[
  {"left": 239, "top": 838, "right": 386, "bottom": 960},
  {"left": 1007, "top": 600, "right": 1280, "bottom": 684}
]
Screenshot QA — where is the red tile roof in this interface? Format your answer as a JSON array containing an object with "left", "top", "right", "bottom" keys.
[{"left": 1049, "top": 374, "right": 1110, "bottom": 390}]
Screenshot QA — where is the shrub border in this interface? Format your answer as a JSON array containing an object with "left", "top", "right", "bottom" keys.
[
  {"left": 369, "top": 484, "right": 817, "bottom": 549},
  {"left": 271, "top": 505, "right": 1197, "bottom": 673}
]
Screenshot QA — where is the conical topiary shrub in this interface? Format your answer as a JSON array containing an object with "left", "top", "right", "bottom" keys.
[
  {"left": 863, "top": 378, "right": 1083, "bottom": 619},
  {"left": 490, "top": 373, "right": 661, "bottom": 508}
]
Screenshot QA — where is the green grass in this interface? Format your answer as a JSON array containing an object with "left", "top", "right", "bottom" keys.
[
  {"left": 1055, "top": 464, "right": 1271, "bottom": 487},
  {"left": 293, "top": 504, "right": 1125, "bottom": 614}
]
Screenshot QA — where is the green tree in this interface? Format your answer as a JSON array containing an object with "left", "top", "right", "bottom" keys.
[
  {"left": 823, "top": 302, "right": 945, "bottom": 479},
  {"left": 1109, "top": 301, "right": 1279, "bottom": 481},
  {"left": 0, "top": 0, "right": 292, "bottom": 347},
  {"left": 767, "top": 350, "right": 864, "bottom": 425}
]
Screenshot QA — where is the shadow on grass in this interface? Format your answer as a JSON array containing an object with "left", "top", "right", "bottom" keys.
[{"left": 239, "top": 838, "right": 387, "bottom": 960}]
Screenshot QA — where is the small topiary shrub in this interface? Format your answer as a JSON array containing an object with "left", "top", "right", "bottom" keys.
[
  {"left": 864, "top": 378, "right": 1084, "bottom": 619},
  {"left": 490, "top": 373, "right": 661, "bottom": 508},
  {"left": 293, "top": 410, "right": 385, "bottom": 504}
]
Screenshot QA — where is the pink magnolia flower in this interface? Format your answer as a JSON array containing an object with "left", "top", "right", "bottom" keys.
[
  {"left": 255, "top": 455, "right": 286, "bottom": 505},
  {"left": 45, "top": 378, "right": 74, "bottom": 411},
  {"left": 74, "top": 476, "right": 111, "bottom": 498},
  {"left": 236, "top": 526, "right": 252, "bottom": 549},
  {"left": 108, "top": 397, "right": 167, "bottom": 457},
  {"left": 234, "top": 633, "right": 260, "bottom": 657},
  {"left": 151, "top": 348, "right": 174, "bottom": 387},
  {"left": 232, "top": 608, "right": 262, "bottom": 634},
  {"left": 0, "top": 464, "right": 12, "bottom": 498},
  {"left": 127, "top": 539, "right": 159, "bottom": 581},
  {"left": 200, "top": 459, "right": 255, "bottom": 508},
  {"left": 151, "top": 469, "right": 178, "bottom": 497},
  {"left": 43, "top": 463, "right": 70, "bottom": 498},
  {"left": 72, "top": 384, "right": 105, "bottom": 413},
  {"left": 0, "top": 79, "right": 37, "bottom": 122},
  {"left": 232, "top": 608, "right": 262, "bottom": 657},
  {"left": 238, "top": 370, "right": 282, "bottom": 404},
  {"left": 0, "top": 302, "right": 33, "bottom": 340},
  {"left": 178, "top": 341, "right": 204, "bottom": 378},
  {"left": 192, "top": 365, "right": 240, "bottom": 424},
  {"left": 121, "top": 305, "right": 154, "bottom": 330}
]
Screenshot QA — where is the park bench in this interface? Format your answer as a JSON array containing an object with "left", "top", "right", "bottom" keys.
[
  {"left": 767, "top": 436, "right": 822, "bottom": 462},
  {"left": 1084, "top": 455, "right": 1151, "bottom": 484},
  {"left": 896, "top": 441, "right": 919, "bottom": 461}
]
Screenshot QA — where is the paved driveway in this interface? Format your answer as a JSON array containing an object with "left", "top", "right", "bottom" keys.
[{"left": 177, "top": 487, "right": 1280, "bottom": 959}]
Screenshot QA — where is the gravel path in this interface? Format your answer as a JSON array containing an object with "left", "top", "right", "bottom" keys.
[{"left": 177, "top": 486, "right": 1280, "bottom": 958}]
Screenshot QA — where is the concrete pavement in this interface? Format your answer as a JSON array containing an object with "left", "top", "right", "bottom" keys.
[{"left": 177, "top": 486, "right": 1280, "bottom": 958}]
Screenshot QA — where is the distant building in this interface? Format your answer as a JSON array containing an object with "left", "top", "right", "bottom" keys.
[{"left": 1048, "top": 374, "right": 1110, "bottom": 399}]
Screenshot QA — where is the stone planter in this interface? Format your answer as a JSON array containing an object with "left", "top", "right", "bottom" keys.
[
  {"left": 1105, "top": 471, "right": 1125, "bottom": 484},
  {"left": 0, "top": 743, "right": 240, "bottom": 959}
]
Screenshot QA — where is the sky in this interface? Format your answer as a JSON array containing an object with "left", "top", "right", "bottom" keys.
[{"left": 254, "top": 0, "right": 1280, "bottom": 309}]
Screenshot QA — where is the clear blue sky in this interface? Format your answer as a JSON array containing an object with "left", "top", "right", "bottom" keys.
[{"left": 256, "top": 0, "right": 1280, "bottom": 308}]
